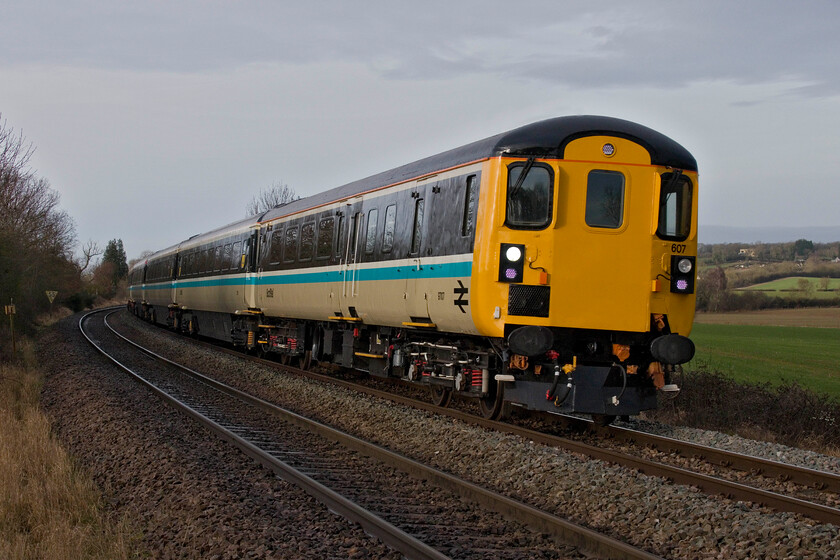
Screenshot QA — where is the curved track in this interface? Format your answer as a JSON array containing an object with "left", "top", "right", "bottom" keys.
[
  {"left": 82, "top": 309, "right": 663, "bottom": 560},
  {"left": 122, "top": 310, "right": 840, "bottom": 526}
]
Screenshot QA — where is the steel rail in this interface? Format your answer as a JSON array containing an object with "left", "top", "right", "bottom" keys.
[
  {"left": 599, "top": 424, "right": 840, "bottom": 494},
  {"left": 119, "top": 310, "right": 840, "bottom": 525},
  {"left": 80, "top": 309, "right": 450, "bottom": 560},
  {"left": 229, "top": 347, "right": 840, "bottom": 525},
  {"left": 104, "top": 310, "right": 663, "bottom": 560}
]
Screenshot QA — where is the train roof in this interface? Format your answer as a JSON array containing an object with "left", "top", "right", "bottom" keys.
[{"left": 262, "top": 115, "right": 696, "bottom": 223}]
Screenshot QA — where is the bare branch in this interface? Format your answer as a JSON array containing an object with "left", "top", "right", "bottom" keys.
[
  {"left": 246, "top": 181, "right": 299, "bottom": 216},
  {"left": 77, "top": 239, "right": 103, "bottom": 272}
]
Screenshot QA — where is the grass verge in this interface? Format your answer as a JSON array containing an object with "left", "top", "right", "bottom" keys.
[
  {"left": 0, "top": 339, "right": 134, "bottom": 559},
  {"left": 688, "top": 322, "right": 840, "bottom": 400}
]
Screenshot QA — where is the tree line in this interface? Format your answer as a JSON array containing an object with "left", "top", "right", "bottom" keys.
[
  {"left": 696, "top": 239, "right": 840, "bottom": 312},
  {"left": 0, "top": 116, "right": 127, "bottom": 333}
]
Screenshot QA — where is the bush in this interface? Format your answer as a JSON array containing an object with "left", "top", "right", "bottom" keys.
[
  {"left": 651, "top": 365, "right": 840, "bottom": 451},
  {"left": 64, "top": 292, "right": 95, "bottom": 313}
]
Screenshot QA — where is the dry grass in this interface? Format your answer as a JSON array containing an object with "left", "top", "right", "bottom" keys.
[{"left": 0, "top": 340, "right": 134, "bottom": 559}]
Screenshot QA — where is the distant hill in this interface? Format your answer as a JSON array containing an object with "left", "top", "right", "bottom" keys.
[{"left": 699, "top": 225, "right": 840, "bottom": 244}]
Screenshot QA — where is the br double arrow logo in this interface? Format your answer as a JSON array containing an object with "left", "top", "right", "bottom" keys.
[{"left": 454, "top": 280, "right": 469, "bottom": 313}]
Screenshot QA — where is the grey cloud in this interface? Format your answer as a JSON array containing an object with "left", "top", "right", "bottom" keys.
[{"left": 5, "top": 1, "right": 840, "bottom": 98}]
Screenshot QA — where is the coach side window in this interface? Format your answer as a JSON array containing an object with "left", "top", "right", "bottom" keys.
[
  {"left": 222, "top": 244, "right": 232, "bottom": 271},
  {"left": 382, "top": 204, "right": 396, "bottom": 253},
  {"left": 462, "top": 175, "right": 477, "bottom": 237},
  {"left": 506, "top": 162, "right": 553, "bottom": 230},
  {"left": 284, "top": 226, "right": 299, "bottom": 263},
  {"left": 317, "top": 218, "right": 334, "bottom": 259},
  {"left": 365, "top": 208, "right": 378, "bottom": 255},
  {"left": 214, "top": 246, "right": 223, "bottom": 272},
  {"left": 268, "top": 229, "right": 284, "bottom": 265},
  {"left": 300, "top": 223, "right": 315, "bottom": 261},
  {"left": 231, "top": 241, "right": 242, "bottom": 269}
]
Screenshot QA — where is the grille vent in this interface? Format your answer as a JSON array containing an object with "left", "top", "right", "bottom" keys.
[{"left": 508, "top": 285, "right": 550, "bottom": 317}]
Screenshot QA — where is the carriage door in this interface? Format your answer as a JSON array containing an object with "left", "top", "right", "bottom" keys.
[
  {"left": 405, "top": 186, "right": 431, "bottom": 323},
  {"left": 339, "top": 200, "right": 365, "bottom": 318}
]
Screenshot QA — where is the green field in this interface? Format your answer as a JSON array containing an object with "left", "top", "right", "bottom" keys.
[
  {"left": 688, "top": 323, "right": 840, "bottom": 400},
  {"left": 737, "top": 276, "right": 840, "bottom": 299}
]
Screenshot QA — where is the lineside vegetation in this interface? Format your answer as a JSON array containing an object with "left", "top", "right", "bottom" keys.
[
  {"left": 0, "top": 338, "right": 133, "bottom": 559},
  {"left": 649, "top": 309, "right": 840, "bottom": 454}
]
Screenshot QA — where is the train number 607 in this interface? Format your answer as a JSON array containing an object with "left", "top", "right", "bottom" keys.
[{"left": 671, "top": 244, "right": 687, "bottom": 254}]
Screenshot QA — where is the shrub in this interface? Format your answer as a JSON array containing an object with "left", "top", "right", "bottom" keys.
[{"left": 651, "top": 364, "right": 840, "bottom": 451}]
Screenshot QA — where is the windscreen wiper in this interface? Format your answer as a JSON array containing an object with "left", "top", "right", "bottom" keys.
[{"left": 508, "top": 156, "right": 536, "bottom": 199}]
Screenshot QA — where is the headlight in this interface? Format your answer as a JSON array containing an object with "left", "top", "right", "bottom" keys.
[
  {"left": 505, "top": 246, "right": 522, "bottom": 262},
  {"left": 677, "top": 258, "right": 693, "bottom": 274}
]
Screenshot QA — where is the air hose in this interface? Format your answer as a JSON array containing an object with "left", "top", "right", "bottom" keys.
[{"left": 546, "top": 362, "right": 574, "bottom": 404}]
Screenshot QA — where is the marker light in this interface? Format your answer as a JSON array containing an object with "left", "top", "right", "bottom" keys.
[
  {"left": 499, "top": 243, "right": 525, "bottom": 283},
  {"left": 602, "top": 143, "right": 616, "bottom": 157},
  {"left": 670, "top": 255, "right": 696, "bottom": 294}
]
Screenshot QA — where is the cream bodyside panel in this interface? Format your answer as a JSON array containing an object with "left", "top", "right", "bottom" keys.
[
  {"left": 253, "top": 256, "right": 478, "bottom": 333},
  {"left": 175, "top": 276, "right": 249, "bottom": 314}
]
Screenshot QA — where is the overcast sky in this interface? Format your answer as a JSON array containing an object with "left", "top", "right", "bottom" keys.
[{"left": 2, "top": 1, "right": 839, "bottom": 259}]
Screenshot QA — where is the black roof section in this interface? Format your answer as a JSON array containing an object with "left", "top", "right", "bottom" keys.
[{"left": 263, "top": 115, "right": 696, "bottom": 222}]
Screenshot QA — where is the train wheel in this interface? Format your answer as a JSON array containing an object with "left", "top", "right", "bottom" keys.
[
  {"left": 591, "top": 414, "right": 616, "bottom": 427},
  {"left": 479, "top": 380, "right": 510, "bottom": 421},
  {"left": 300, "top": 350, "right": 313, "bottom": 370},
  {"left": 429, "top": 385, "right": 452, "bottom": 408}
]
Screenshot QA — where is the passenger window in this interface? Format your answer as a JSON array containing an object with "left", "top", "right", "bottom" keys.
[
  {"left": 410, "top": 198, "right": 424, "bottom": 254},
  {"left": 382, "top": 204, "right": 396, "bottom": 253},
  {"left": 214, "top": 246, "right": 223, "bottom": 272},
  {"left": 231, "top": 241, "right": 242, "bottom": 269},
  {"left": 222, "top": 244, "right": 232, "bottom": 271},
  {"left": 268, "top": 229, "right": 284, "bottom": 265},
  {"left": 585, "top": 170, "right": 625, "bottom": 229},
  {"left": 506, "top": 163, "right": 553, "bottom": 229},
  {"left": 284, "top": 226, "right": 299, "bottom": 263},
  {"left": 300, "top": 223, "right": 315, "bottom": 261},
  {"left": 317, "top": 218, "right": 334, "bottom": 259},
  {"left": 365, "top": 208, "right": 378, "bottom": 254},
  {"left": 657, "top": 172, "right": 692, "bottom": 241},
  {"left": 462, "top": 175, "right": 476, "bottom": 236}
]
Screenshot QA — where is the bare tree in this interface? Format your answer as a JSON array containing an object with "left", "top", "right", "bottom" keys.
[
  {"left": 246, "top": 181, "right": 299, "bottom": 216},
  {"left": 0, "top": 116, "right": 79, "bottom": 325},
  {"left": 77, "top": 239, "right": 102, "bottom": 273},
  {"left": 129, "top": 250, "right": 155, "bottom": 268}
]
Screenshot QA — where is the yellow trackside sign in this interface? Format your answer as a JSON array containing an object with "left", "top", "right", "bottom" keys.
[{"left": 46, "top": 290, "right": 58, "bottom": 304}]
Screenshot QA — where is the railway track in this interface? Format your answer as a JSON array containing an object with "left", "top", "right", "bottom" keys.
[
  {"left": 82, "top": 308, "right": 662, "bottom": 560},
  {"left": 112, "top": 309, "right": 840, "bottom": 527}
]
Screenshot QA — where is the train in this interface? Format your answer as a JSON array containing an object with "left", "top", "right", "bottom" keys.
[{"left": 127, "top": 115, "right": 698, "bottom": 424}]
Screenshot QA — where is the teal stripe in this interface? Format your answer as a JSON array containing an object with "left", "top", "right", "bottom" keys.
[{"left": 138, "top": 260, "right": 472, "bottom": 290}]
